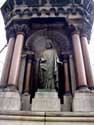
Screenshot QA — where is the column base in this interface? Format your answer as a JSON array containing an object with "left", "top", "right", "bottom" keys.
[
  {"left": 76, "top": 85, "right": 89, "bottom": 92},
  {"left": 21, "top": 93, "right": 31, "bottom": 111},
  {"left": 61, "top": 94, "right": 72, "bottom": 112},
  {"left": 0, "top": 86, "right": 21, "bottom": 111},
  {"left": 89, "top": 87, "right": 94, "bottom": 90},
  {"left": 31, "top": 90, "right": 60, "bottom": 112},
  {"left": 0, "top": 86, "right": 5, "bottom": 92},
  {"left": 72, "top": 90, "right": 94, "bottom": 112},
  {"left": 5, "top": 85, "right": 17, "bottom": 92}
]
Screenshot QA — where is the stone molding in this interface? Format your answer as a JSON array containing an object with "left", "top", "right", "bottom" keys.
[
  {"left": 1, "top": 0, "right": 94, "bottom": 28},
  {"left": 0, "top": 111, "right": 94, "bottom": 123}
]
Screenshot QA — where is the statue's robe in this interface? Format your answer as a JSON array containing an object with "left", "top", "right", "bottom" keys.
[{"left": 40, "top": 49, "right": 59, "bottom": 90}]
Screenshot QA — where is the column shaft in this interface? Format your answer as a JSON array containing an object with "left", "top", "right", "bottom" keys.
[
  {"left": 0, "top": 37, "right": 15, "bottom": 87},
  {"left": 72, "top": 33, "right": 87, "bottom": 88},
  {"left": 63, "top": 60, "right": 70, "bottom": 93},
  {"left": 24, "top": 56, "right": 32, "bottom": 94},
  {"left": 18, "top": 54, "right": 27, "bottom": 94},
  {"left": 81, "top": 35, "right": 94, "bottom": 89},
  {"left": 8, "top": 33, "right": 24, "bottom": 87},
  {"left": 69, "top": 55, "right": 76, "bottom": 93}
]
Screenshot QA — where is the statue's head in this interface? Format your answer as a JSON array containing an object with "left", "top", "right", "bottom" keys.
[{"left": 46, "top": 39, "right": 53, "bottom": 49}]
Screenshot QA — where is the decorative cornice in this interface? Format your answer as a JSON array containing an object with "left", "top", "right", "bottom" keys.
[
  {"left": 1, "top": 0, "right": 94, "bottom": 25},
  {"left": 1, "top": 0, "right": 94, "bottom": 42}
]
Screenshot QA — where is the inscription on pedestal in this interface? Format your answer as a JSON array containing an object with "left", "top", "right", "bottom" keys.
[{"left": 31, "top": 91, "right": 60, "bottom": 112}]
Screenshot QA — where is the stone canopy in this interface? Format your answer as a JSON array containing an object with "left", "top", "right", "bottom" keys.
[{"left": 1, "top": 0, "right": 94, "bottom": 41}]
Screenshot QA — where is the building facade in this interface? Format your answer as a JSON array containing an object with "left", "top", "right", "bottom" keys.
[{"left": 0, "top": 0, "right": 94, "bottom": 124}]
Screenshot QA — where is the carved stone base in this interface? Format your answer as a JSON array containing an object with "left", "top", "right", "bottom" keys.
[
  {"left": 0, "top": 91, "right": 21, "bottom": 111},
  {"left": 72, "top": 90, "right": 94, "bottom": 112},
  {"left": 31, "top": 91, "right": 60, "bottom": 112},
  {"left": 61, "top": 95, "right": 72, "bottom": 112},
  {"left": 21, "top": 93, "right": 31, "bottom": 111}
]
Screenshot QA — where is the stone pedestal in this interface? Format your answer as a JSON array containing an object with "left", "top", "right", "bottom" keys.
[
  {"left": 0, "top": 91, "right": 21, "bottom": 111},
  {"left": 21, "top": 93, "right": 31, "bottom": 111},
  {"left": 31, "top": 91, "right": 60, "bottom": 112},
  {"left": 72, "top": 91, "right": 94, "bottom": 112},
  {"left": 61, "top": 95, "right": 72, "bottom": 112}
]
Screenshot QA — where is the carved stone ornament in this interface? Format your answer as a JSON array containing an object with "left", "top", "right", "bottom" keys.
[{"left": 1, "top": 0, "right": 94, "bottom": 40}]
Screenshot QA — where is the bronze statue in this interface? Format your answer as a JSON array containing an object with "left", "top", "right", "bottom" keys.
[{"left": 39, "top": 39, "right": 59, "bottom": 90}]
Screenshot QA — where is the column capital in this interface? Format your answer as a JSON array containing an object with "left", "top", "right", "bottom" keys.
[
  {"left": 6, "top": 26, "right": 16, "bottom": 41},
  {"left": 27, "top": 52, "right": 34, "bottom": 62},
  {"left": 61, "top": 52, "right": 69, "bottom": 62},
  {"left": 14, "top": 24, "right": 31, "bottom": 38},
  {"left": 80, "top": 25, "right": 87, "bottom": 37},
  {"left": 69, "top": 25, "right": 80, "bottom": 35}
]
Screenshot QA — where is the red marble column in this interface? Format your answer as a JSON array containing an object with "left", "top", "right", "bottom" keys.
[
  {"left": 69, "top": 55, "right": 76, "bottom": 93},
  {"left": 0, "top": 37, "right": 15, "bottom": 88},
  {"left": 71, "top": 26, "right": 87, "bottom": 89},
  {"left": 8, "top": 33, "right": 24, "bottom": 89},
  {"left": 81, "top": 33, "right": 94, "bottom": 89},
  {"left": 63, "top": 59, "right": 70, "bottom": 94},
  {"left": 24, "top": 53, "right": 33, "bottom": 94},
  {"left": 18, "top": 54, "right": 27, "bottom": 94}
]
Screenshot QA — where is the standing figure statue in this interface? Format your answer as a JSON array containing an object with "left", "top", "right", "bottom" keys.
[{"left": 39, "top": 39, "right": 59, "bottom": 90}]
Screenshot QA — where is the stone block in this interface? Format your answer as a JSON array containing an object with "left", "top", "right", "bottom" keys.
[
  {"left": 72, "top": 91, "right": 94, "bottom": 112},
  {"left": 0, "top": 91, "right": 21, "bottom": 111},
  {"left": 61, "top": 95, "right": 72, "bottom": 112},
  {"left": 21, "top": 94, "right": 31, "bottom": 111},
  {"left": 31, "top": 91, "right": 60, "bottom": 112}
]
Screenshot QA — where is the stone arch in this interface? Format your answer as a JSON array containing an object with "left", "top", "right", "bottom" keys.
[{"left": 26, "top": 29, "right": 71, "bottom": 58}]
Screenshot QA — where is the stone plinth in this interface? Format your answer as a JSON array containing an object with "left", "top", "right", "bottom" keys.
[
  {"left": 21, "top": 94, "right": 31, "bottom": 111},
  {"left": 61, "top": 95, "right": 72, "bottom": 112},
  {"left": 31, "top": 91, "right": 60, "bottom": 112},
  {"left": 72, "top": 91, "right": 94, "bottom": 112},
  {"left": 0, "top": 91, "right": 21, "bottom": 111}
]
